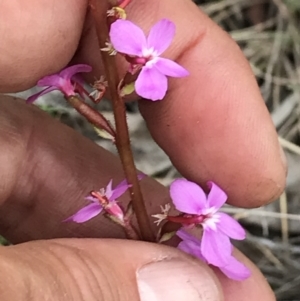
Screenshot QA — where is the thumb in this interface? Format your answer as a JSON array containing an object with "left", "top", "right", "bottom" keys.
[{"left": 0, "top": 238, "right": 222, "bottom": 301}]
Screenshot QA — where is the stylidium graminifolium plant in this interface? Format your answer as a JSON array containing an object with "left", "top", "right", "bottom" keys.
[{"left": 26, "top": 0, "right": 250, "bottom": 281}]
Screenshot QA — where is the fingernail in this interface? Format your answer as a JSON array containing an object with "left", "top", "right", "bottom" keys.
[{"left": 137, "top": 259, "right": 220, "bottom": 301}]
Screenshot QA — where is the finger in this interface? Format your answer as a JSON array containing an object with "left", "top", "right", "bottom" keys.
[
  {"left": 75, "top": 1, "right": 286, "bottom": 208},
  {"left": 0, "top": 238, "right": 275, "bottom": 301},
  {"left": 212, "top": 249, "right": 275, "bottom": 301},
  {"left": 1, "top": 239, "right": 222, "bottom": 301},
  {"left": 0, "top": 95, "right": 168, "bottom": 242},
  {"left": 0, "top": 96, "right": 274, "bottom": 300},
  {"left": 0, "top": 0, "right": 87, "bottom": 92},
  {"left": 1, "top": 0, "right": 286, "bottom": 208},
  {"left": 132, "top": 1, "right": 286, "bottom": 207}
]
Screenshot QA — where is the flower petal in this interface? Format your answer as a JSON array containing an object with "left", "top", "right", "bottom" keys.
[
  {"left": 64, "top": 203, "right": 103, "bottom": 223},
  {"left": 201, "top": 228, "right": 231, "bottom": 266},
  {"left": 108, "top": 174, "right": 145, "bottom": 201},
  {"left": 206, "top": 181, "right": 227, "bottom": 210},
  {"left": 147, "top": 19, "right": 175, "bottom": 55},
  {"left": 109, "top": 180, "right": 130, "bottom": 201},
  {"left": 218, "top": 212, "right": 246, "bottom": 240},
  {"left": 176, "top": 230, "right": 206, "bottom": 260},
  {"left": 137, "top": 173, "right": 147, "bottom": 181},
  {"left": 219, "top": 256, "right": 251, "bottom": 281},
  {"left": 170, "top": 179, "right": 206, "bottom": 214},
  {"left": 178, "top": 241, "right": 206, "bottom": 262},
  {"left": 155, "top": 58, "right": 189, "bottom": 77},
  {"left": 109, "top": 20, "right": 146, "bottom": 56},
  {"left": 60, "top": 64, "right": 92, "bottom": 79},
  {"left": 105, "top": 179, "right": 114, "bottom": 200},
  {"left": 26, "top": 87, "right": 57, "bottom": 104},
  {"left": 178, "top": 240, "right": 193, "bottom": 254},
  {"left": 176, "top": 229, "right": 199, "bottom": 244},
  {"left": 135, "top": 66, "right": 168, "bottom": 101},
  {"left": 37, "top": 74, "right": 62, "bottom": 87}
]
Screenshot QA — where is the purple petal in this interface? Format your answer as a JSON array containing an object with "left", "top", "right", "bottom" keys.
[
  {"left": 147, "top": 19, "right": 175, "bottom": 55},
  {"left": 178, "top": 241, "right": 206, "bottom": 262},
  {"left": 109, "top": 174, "right": 145, "bottom": 200},
  {"left": 26, "top": 87, "right": 57, "bottom": 104},
  {"left": 60, "top": 64, "right": 92, "bottom": 79},
  {"left": 201, "top": 229, "right": 231, "bottom": 266},
  {"left": 37, "top": 74, "right": 62, "bottom": 87},
  {"left": 109, "top": 181, "right": 130, "bottom": 201},
  {"left": 178, "top": 240, "right": 194, "bottom": 254},
  {"left": 206, "top": 181, "right": 227, "bottom": 210},
  {"left": 219, "top": 256, "right": 251, "bottom": 281},
  {"left": 170, "top": 179, "right": 206, "bottom": 214},
  {"left": 110, "top": 20, "right": 146, "bottom": 56},
  {"left": 218, "top": 212, "right": 246, "bottom": 240},
  {"left": 64, "top": 203, "right": 103, "bottom": 223},
  {"left": 176, "top": 230, "right": 206, "bottom": 262},
  {"left": 137, "top": 173, "right": 147, "bottom": 181},
  {"left": 176, "top": 229, "right": 199, "bottom": 244},
  {"left": 135, "top": 66, "right": 168, "bottom": 100},
  {"left": 154, "top": 58, "right": 189, "bottom": 78},
  {"left": 105, "top": 180, "right": 114, "bottom": 199}
]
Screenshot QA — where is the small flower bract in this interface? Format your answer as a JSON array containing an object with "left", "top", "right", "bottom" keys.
[
  {"left": 169, "top": 178, "right": 251, "bottom": 280},
  {"left": 109, "top": 19, "right": 189, "bottom": 101},
  {"left": 27, "top": 64, "right": 92, "bottom": 103}
]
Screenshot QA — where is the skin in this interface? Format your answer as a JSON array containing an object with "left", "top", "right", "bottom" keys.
[{"left": 0, "top": 0, "right": 286, "bottom": 300}]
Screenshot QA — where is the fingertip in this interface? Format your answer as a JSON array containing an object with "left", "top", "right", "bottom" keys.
[
  {"left": 212, "top": 249, "right": 275, "bottom": 301},
  {"left": 0, "top": 0, "right": 87, "bottom": 92},
  {"left": 135, "top": 0, "right": 287, "bottom": 208}
]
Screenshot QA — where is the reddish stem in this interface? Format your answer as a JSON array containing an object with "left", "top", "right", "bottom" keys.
[
  {"left": 118, "top": 0, "right": 131, "bottom": 9},
  {"left": 89, "top": 0, "right": 155, "bottom": 242},
  {"left": 123, "top": 220, "right": 140, "bottom": 240},
  {"left": 167, "top": 215, "right": 204, "bottom": 225}
]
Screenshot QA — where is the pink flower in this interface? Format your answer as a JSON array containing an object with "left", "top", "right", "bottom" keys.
[
  {"left": 109, "top": 19, "right": 189, "bottom": 101},
  {"left": 169, "top": 178, "right": 250, "bottom": 280},
  {"left": 65, "top": 178, "right": 131, "bottom": 223},
  {"left": 177, "top": 230, "right": 251, "bottom": 281},
  {"left": 27, "top": 64, "right": 92, "bottom": 104}
]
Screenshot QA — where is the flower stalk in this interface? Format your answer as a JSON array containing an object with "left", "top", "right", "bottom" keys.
[
  {"left": 66, "top": 95, "right": 116, "bottom": 138},
  {"left": 118, "top": 0, "right": 131, "bottom": 9},
  {"left": 89, "top": 0, "right": 155, "bottom": 242}
]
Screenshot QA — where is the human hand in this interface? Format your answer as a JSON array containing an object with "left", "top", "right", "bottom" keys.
[{"left": 0, "top": 0, "right": 286, "bottom": 300}]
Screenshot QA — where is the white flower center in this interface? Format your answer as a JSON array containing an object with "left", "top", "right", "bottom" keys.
[
  {"left": 201, "top": 207, "right": 220, "bottom": 231},
  {"left": 142, "top": 47, "right": 158, "bottom": 58}
]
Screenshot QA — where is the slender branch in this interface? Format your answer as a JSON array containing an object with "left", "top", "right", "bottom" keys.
[{"left": 89, "top": 0, "right": 155, "bottom": 242}]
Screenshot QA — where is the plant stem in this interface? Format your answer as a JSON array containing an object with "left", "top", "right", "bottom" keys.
[
  {"left": 118, "top": 0, "right": 131, "bottom": 9},
  {"left": 123, "top": 222, "right": 140, "bottom": 240},
  {"left": 89, "top": 0, "right": 155, "bottom": 242}
]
